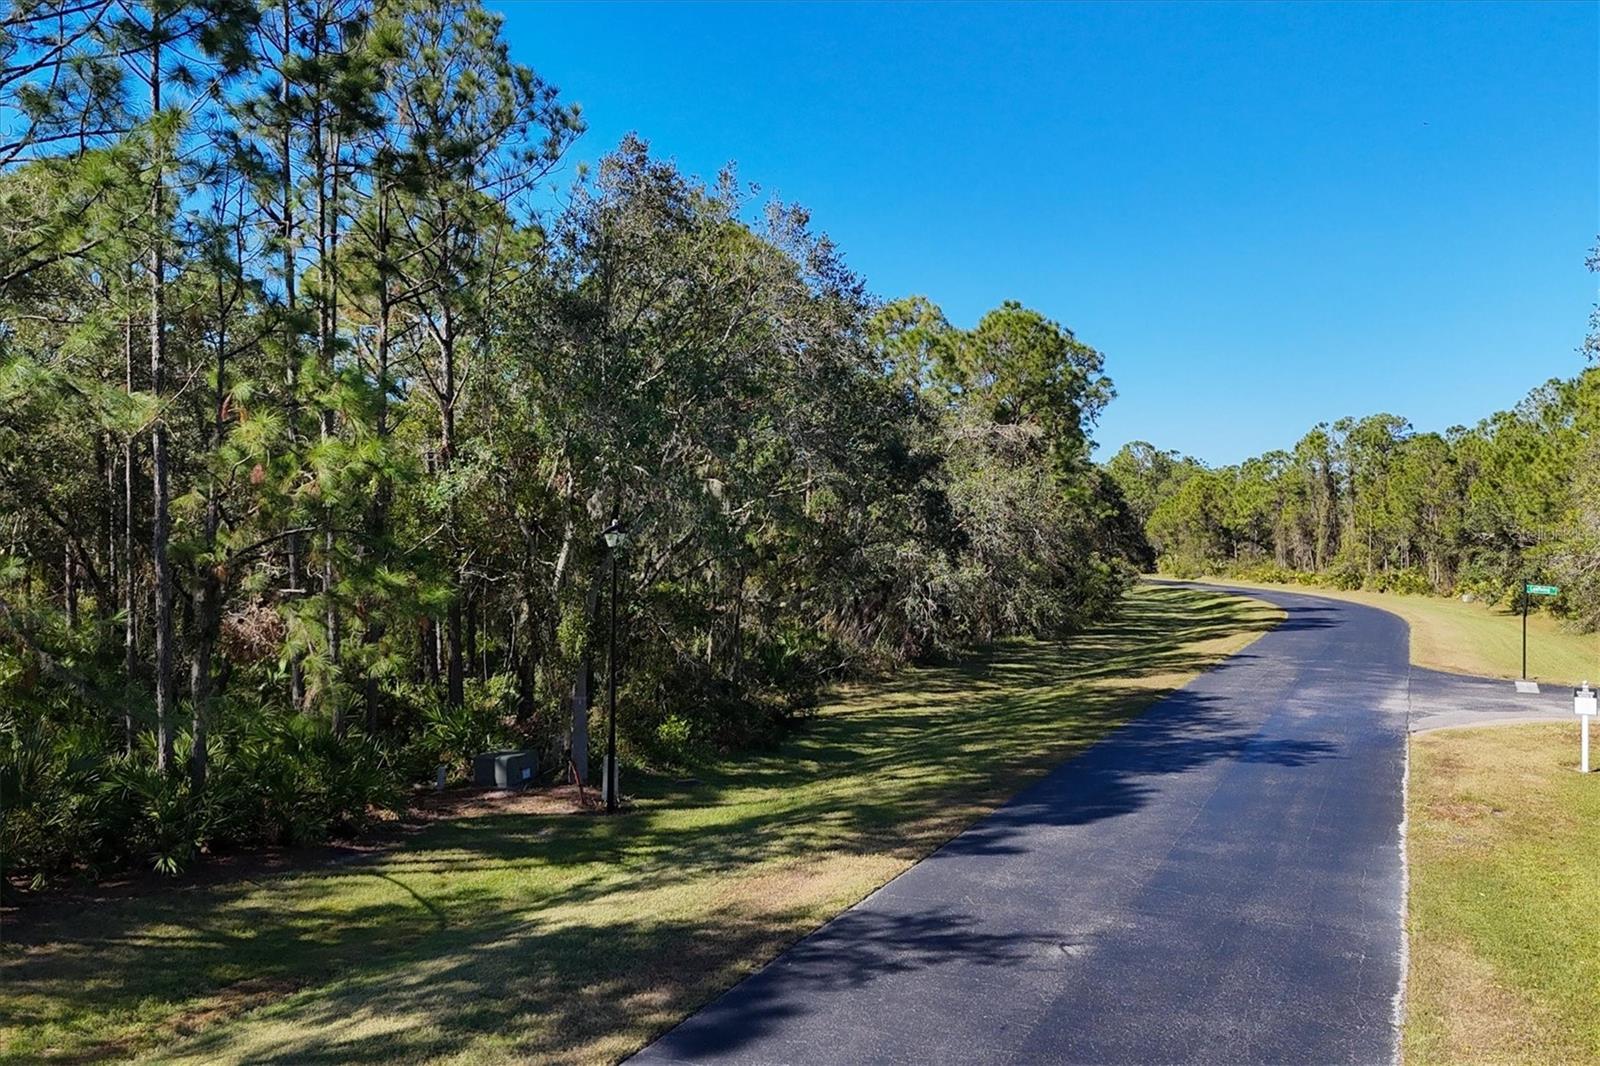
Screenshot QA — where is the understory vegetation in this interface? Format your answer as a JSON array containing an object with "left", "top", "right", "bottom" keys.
[
  {"left": 0, "top": 1, "right": 1148, "bottom": 888},
  {"left": 1107, "top": 362, "right": 1600, "bottom": 629},
  {"left": 0, "top": 585, "right": 1276, "bottom": 1065}
]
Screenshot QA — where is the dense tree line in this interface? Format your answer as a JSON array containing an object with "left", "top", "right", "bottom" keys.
[
  {"left": 0, "top": 0, "right": 1144, "bottom": 885},
  {"left": 1109, "top": 362, "right": 1600, "bottom": 628}
]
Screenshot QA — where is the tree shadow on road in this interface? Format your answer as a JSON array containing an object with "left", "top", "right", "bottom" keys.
[{"left": 937, "top": 689, "right": 1338, "bottom": 858}]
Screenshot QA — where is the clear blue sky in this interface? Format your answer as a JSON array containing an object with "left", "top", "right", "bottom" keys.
[{"left": 493, "top": 1, "right": 1598, "bottom": 465}]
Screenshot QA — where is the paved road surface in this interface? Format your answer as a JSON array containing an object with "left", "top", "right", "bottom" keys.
[
  {"left": 632, "top": 583, "right": 1553, "bottom": 1065},
  {"left": 1407, "top": 665, "right": 1572, "bottom": 731}
]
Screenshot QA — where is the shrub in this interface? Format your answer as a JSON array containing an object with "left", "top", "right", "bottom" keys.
[
  {"left": 1, "top": 706, "right": 410, "bottom": 887},
  {"left": 1156, "top": 555, "right": 1204, "bottom": 580},
  {"left": 630, "top": 672, "right": 793, "bottom": 760},
  {"left": 206, "top": 714, "right": 403, "bottom": 847},
  {"left": 652, "top": 713, "right": 697, "bottom": 766},
  {"left": 1230, "top": 563, "right": 1298, "bottom": 585},
  {"left": 1454, "top": 562, "right": 1519, "bottom": 609},
  {"left": 1368, "top": 567, "right": 1434, "bottom": 596},
  {"left": 97, "top": 759, "right": 204, "bottom": 875},
  {"left": 408, "top": 674, "right": 521, "bottom": 782},
  {"left": 1323, "top": 560, "right": 1365, "bottom": 591}
]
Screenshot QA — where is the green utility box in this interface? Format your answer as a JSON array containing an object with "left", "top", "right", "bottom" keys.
[{"left": 472, "top": 750, "right": 537, "bottom": 789}]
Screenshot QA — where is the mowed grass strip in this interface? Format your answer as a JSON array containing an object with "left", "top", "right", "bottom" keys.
[
  {"left": 1193, "top": 577, "right": 1599, "bottom": 685},
  {"left": 0, "top": 585, "right": 1278, "bottom": 1065},
  {"left": 1405, "top": 723, "right": 1600, "bottom": 1065}
]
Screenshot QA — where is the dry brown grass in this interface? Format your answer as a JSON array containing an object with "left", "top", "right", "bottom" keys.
[{"left": 1405, "top": 723, "right": 1600, "bottom": 1065}]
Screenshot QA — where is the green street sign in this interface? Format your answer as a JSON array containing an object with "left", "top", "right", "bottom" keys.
[{"left": 1525, "top": 584, "right": 1560, "bottom": 596}]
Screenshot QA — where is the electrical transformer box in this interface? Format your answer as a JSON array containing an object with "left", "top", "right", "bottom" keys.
[{"left": 472, "top": 750, "right": 537, "bottom": 789}]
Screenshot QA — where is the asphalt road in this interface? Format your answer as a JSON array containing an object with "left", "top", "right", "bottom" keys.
[
  {"left": 1407, "top": 665, "right": 1572, "bottom": 731},
  {"left": 630, "top": 583, "right": 1523, "bottom": 1065}
]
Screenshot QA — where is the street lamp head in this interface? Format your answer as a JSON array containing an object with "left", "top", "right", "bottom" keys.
[{"left": 603, "top": 526, "right": 627, "bottom": 551}]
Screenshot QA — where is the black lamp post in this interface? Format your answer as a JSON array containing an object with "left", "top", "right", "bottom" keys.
[{"left": 602, "top": 522, "right": 627, "bottom": 813}]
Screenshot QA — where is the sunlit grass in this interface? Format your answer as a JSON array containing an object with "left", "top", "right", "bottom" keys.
[
  {"left": 1405, "top": 723, "right": 1600, "bottom": 1064},
  {"left": 0, "top": 585, "right": 1278, "bottom": 1065}
]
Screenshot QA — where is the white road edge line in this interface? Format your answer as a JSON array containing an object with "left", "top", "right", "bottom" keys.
[{"left": 1392, "top": 663, "right": 1414, "bottom": 1066}]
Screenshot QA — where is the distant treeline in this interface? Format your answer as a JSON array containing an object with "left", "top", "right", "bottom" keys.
[
  {"left": 0, "top": 1, "right": 1146, "bottom": 885},
  {"left": 1107, "top": 365, "right": 1600, "bottom": 629}
]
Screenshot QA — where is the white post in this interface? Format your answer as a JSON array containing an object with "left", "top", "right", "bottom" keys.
[{"left": 1577, "top": 682, "right": 1597, "bottom": 773}]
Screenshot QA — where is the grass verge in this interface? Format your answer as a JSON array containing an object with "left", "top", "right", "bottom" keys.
[
  {"left": 1405, "top": 723, "right": 1600, "bottom": 1064},
  {"left": 1191, "top": 577, "right": 1599, "bottom": 685},
  {"left": 0, "top": 585, "right": 1276, "bottom": 1065}
]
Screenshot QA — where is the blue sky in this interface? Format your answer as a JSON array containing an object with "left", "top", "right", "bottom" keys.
[{"left": 493, "top": 1, "right": 1598, "bottom": 464}]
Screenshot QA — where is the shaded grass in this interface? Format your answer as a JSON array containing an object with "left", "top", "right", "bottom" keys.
[
  {"left": 0, "top": 585, "right": 1279, "bottom": 1065},
  {"left": 1405, "top": 723, "right": 1600, "bottom": 1064},
  {"left": 1193, "top": 578, "right": 1599, "bottom": 685}
]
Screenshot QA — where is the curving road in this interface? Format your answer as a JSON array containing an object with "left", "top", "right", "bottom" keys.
[{"left": 632, "top": 583, "right": 1550, "bottom": 1065}]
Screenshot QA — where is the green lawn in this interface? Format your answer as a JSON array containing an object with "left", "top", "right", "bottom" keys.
[
  {"left": 0, "top": 585, "right": 1278, "bottom": 1065},
  {"left": 1405, "top": 723, "right": 1600, "bottom": 1064},
  {"left": 1191, "top": 578, "right": 1600, "bottom": 685}
]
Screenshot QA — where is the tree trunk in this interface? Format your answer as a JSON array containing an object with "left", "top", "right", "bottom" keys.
[
  {"left": 465, "top": 590, "right": 479, "bottom": 681},
  {"left": 360, "top": 189, "right": 393, "bottom": 735},
  {"left": 447, "top": 599, "right": 464, "bottom": 708},
  {"left": 148, "top": 30, "right": 175, "bottom": 774},
  {"left": 729, "top": 564, "right": 745, "bottom": 685},
  {"left": 191, "top": 266, "right": 234, "bottom": 793},
  {"left": 438, "top": 326, "right": 464, "bottom": 709},
  {"left": 98, "top": 432, "right": 115, "bottom": 623},
  {"left": 189, "top": 567, "right": 218, "bottom": 792},
  {"left": 282, "top": 0, "right": 305, "bottom": 713},
  {"left": 123, "top": 327, "right": 136, "bottom": 755},
  {"left": 567, "top": 554, "right": 606, "bottom": 784},
  {"left": 543, "top": 507, "right": 576, "bottom": 677},
  {"left": 569, "top": 658, "right": 590, "bottom": 784},
  {"left": 63, "top": 542, "right": 77, "bottom": 628},
  {"left": 422, "top": 616, "right": 438, "bottom": 684},
  {"left": 514, "top": 579, "right": 536, "bottom": 720},
  {"left": 314, "top": 26, "right": 343, "bottom": 736}
]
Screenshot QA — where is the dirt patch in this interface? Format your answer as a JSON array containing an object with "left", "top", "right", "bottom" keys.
[
  {"left": 409, "top": 780, "right": 600, "bottom": 820},
  {"left": 1406, "top": 936, "right": 1561, "bottom": 1064},
  {"left": 166, "top": 976, "right": 307, "bottom": 1039},
  {"left": 711, "top": 853, "right": 903, "bottom": 916},
  {"left": 1425, "top": 798, "right": 1500, "bottom": 826},
  {"left": 34, "top": 977, "right": 310, "bottom": 1064},
  {"left": 31, "top": 1037, "right": 138, "bottom": 1064}
]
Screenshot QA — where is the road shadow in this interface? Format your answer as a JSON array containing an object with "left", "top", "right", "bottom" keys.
[
  {"left": 636, "top": 906, "right": 1055, "bottom": 1062},
  {"left": 936, "top": 690, "right": 1337, "bottom": 859},
  {"left": 1269, "top": 607, "right": 1342, "bottom": 632}
]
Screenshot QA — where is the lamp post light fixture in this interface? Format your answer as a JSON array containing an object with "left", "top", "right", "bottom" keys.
[{"left": 602, "top": 522, "right": 627, "bottom": 813}]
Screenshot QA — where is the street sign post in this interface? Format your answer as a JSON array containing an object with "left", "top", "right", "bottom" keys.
[
  {"left": 1521, "top": 582, "right": 1560, "bottom": 681},
  {"left": 1575, "top": 682, "right": 1597, "bottom": 773}
]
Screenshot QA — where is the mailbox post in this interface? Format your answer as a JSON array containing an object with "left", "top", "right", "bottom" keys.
[{"left": 1576, "top": 682, "right": 1597, "bottom": 773}]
